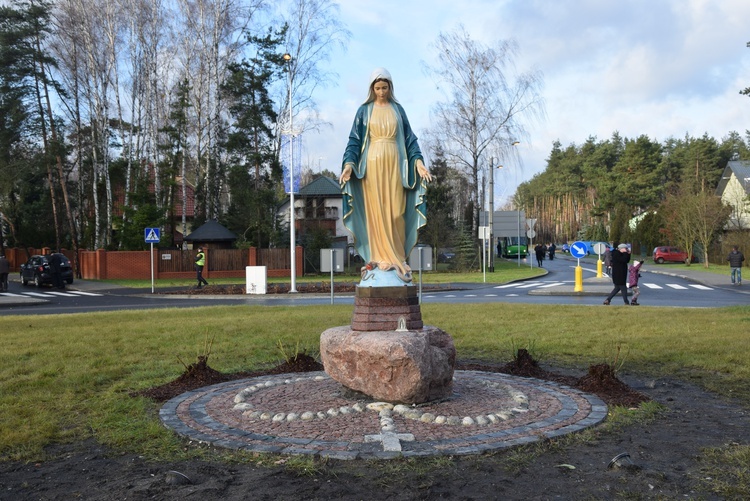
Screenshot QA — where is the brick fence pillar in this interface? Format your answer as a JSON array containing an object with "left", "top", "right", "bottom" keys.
[{"left": 96, "top": 248, "right": 107, "bottom": 280}]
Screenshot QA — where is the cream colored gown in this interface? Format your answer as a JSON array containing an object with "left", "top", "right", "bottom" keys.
[{"left": 362, "top": 104, "right": 408, "bottom": 276}]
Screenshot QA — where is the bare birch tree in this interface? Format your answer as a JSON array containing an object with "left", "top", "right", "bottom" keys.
[
  {"left": 424, "top": 25, "right": 545, "bottom": 235},
  {"left": 175, "top": 0, "right": 264, "bottom": 220}
]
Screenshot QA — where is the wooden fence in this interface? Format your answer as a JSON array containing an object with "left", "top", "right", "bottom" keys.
[{"left": 3, "top": 247, "right": 302, "bottom": 280}]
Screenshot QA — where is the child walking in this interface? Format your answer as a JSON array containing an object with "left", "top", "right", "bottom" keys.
[{"left": 628, "top": 260, "right": 643, "bottom": 306}]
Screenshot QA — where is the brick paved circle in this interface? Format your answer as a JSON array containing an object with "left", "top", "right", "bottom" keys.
[{"left": 159, "top": 370, "right": 607, "bottom": 459}]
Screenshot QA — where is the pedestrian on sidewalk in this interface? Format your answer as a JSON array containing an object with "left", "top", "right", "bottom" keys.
[
  {"left": 195, "top": 247, "right": 209, "bottom": 288},
  {"left": 628, "top": 260, "right": 643, "bottom": 305},
  {"left": 0, "top": 254, "right": 9, "bottom": 291},
  {"left": 603, "top": 243, "right": 631, "bottom": 305},
  {"left": 728, "top": 245, "right": 745, "bottom": 286},
  {"left": 534, "top": 243, "right": 545, "bottom": 267}
]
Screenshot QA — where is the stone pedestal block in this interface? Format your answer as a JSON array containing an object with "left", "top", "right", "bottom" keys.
[
  {"left": 351, "top": 286, "right": 423, "bottom": 331},
  {"left": 320, "top": 325, "right": 456, "bottom": 404}
]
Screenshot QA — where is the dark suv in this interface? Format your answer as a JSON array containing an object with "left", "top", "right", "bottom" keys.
[{"left": 20, "top": 254, "right": 74, "bottom": 287}]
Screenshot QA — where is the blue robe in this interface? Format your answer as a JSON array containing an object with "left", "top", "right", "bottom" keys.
[{"left": 341, "top": 101, "right": 427, "bottom": 283}]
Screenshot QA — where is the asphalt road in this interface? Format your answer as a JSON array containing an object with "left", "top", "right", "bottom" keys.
[{"left": 0, "top": 255, "right": 747, "bottom": 315}]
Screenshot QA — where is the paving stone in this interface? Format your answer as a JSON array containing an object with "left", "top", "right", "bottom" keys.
[{"left": 160, "top": 370, "right": 607, "bottom": 459}]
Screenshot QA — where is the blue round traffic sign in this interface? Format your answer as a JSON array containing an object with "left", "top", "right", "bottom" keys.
[{"left": 569, "top": 241, "right": 588, "bottom": 258}]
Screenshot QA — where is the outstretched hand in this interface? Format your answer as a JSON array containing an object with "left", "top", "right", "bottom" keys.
[
  {"left": 339, "top": 164, "right": 352, "bottom": 184},
  {"left": 416, "top": 160, "right": 432, "bottom": 182}
]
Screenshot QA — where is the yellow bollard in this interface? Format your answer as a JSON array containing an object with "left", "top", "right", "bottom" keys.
[
  {"left": 574, "top": 265, "right": 583, "bottom": 292},
  {"left": 596, "top": 259, "right": 602, "bottom": 278}
]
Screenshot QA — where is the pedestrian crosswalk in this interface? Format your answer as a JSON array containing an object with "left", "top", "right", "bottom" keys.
[
  {"left": 494, "top": 281, "right": 714, "bottom": 291},
  {"left": 642, "top": 283, "right": 712, "bottom": 290},
  {"left": 0, "top": 290, "right": 103, "bottom": 299},
  {"left": 419, "top": 280, "right": 716, "bottom": 299}
]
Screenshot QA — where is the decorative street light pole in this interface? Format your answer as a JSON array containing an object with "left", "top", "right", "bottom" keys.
[
  {"left": 511, "top": 141, "right": 520, "bottom": 268},
  {"left": 489, "top": 157, "right": 495, "bottom": 272},
  {"left": 283, "top": 53, "right": 297, "bottom": 293}
]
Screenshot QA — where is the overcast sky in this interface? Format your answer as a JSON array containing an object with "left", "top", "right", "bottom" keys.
[{"left": 302, "top": 0, "right": 750, "bottom": 206}]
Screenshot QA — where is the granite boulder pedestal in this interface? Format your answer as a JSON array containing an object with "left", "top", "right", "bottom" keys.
[{"left": 320, "top": 285, "right": 456, "bottom": 404}]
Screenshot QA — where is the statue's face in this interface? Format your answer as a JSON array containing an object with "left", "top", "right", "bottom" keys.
[{"left": 373, "top": 80, "right": 390, "bottom": 102}]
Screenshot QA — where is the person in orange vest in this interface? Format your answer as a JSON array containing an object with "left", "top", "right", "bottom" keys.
[{"left": 194, "top": 247, "right": 208, "bottom": 288}]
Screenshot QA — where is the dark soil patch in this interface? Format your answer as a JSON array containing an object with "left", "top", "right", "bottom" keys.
[
  {"left": 577, "top": 363, "right": 649, "bottom": 408},
  {"left": 136, "top": 349, "right": 645, "bottom": 408},
  {"left": 457, "top": 349, "right": 648, "bottom": 408},
  {"left": 134, "top": 353, "right": 324, "bottom": 402}
]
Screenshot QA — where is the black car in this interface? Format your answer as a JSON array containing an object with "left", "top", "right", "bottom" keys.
[
  {"left": 437, "top": 250, "right": 455, "bottom": 263},
  {"left": 20, "top": 254, "right": 74, "bottom": 287}
]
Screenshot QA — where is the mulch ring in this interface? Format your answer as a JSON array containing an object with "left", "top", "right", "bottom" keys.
[{"left": 134, "top": 349, "right": 648, "bottom": 408}]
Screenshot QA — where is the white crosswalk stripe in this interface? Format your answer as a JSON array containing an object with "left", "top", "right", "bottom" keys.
[
  {"left": 516, "top": 282, "right": 545, "bottom": 289},
  {"left": 4, "top": 290, "right": 103, "bottom": 299},
  {"left": 494, "top": 283, "right": 533, "bottom": 289},
  {"left": 494, "top": 282, "right": 714, "bottom": 292}
]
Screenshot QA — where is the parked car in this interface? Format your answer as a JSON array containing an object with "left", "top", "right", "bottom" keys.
[
  {"left": 20, "top": 254, "right": 74, "bottom": 287},
  {"left": 437, "top": 249, "right": 456, "bottom": 263},
  {"left": 652, "top": 246, "right": 697, "bottom": 264}
]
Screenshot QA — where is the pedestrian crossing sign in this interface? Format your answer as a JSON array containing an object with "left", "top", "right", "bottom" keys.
[{"left": 144, "top": 227, "right": 160, "bottom": 243}]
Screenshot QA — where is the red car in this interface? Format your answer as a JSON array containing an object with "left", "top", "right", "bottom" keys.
[{"left": 652, "top": 246, "right": 697, "bottom": 264}]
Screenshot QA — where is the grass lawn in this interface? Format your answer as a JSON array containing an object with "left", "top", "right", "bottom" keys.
[{"left": 2, "top": 301, "right": 750, "bottom": 464}]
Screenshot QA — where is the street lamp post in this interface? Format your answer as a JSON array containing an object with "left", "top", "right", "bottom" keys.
[
  {"left": 508, "top": 141, "right": 521, "bottom": 267},
  {"left": 283, "top": 53, "right": 297, "bottom": 293},
  {"left": 488, "top": 157, "right": 495, "bottom": 272}
]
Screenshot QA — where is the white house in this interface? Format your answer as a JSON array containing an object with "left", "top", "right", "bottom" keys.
[
  {"left": 715, "top": 160, "right": 750, "bottom": 230},
  {"left": 277, "top": 176, "right": 349, "bottom": 245}
]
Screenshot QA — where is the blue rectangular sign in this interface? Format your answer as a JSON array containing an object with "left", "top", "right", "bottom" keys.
[{"left": 144, "top": 227, "right": 161, "bottom": 243}]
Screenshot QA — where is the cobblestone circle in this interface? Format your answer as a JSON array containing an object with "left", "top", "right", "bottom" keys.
[{"left": 160, "top": 370, "right": 607, "bottom": 459}]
